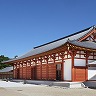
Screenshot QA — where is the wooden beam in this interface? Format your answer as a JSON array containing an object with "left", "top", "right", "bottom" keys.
[
  {"left": 59, "top": 52, "right": 65, "bottom": 81},
  {"left": 5, "top": 45, "right": 67, "bottom": 64},
  {"left": 13, "top": 63, "right": 15, "bottom": 79},
  {"left": 44, "top": 56, "right": 49, "bottom": 80},
  {"left": 40, "top": 60, "right": 42, "bottom": 80},
  {"left": 61, "top": 58, "right": 64, "bottom": 81},
  {"left": 19, "top": 62, "right": 23, "bottom": 79},
  {"left": 19, "top": 63, "right": 20, "bottom": 79},
  {"left": 22, "top": 63, "right": 23, "bottom": 79},
  {"left": 51, "top": 53, "right": 56, "bottom": 63},
  {"left": 26, "top": 62, "right": 27, "bottom": 79},
  {"left": 30, "top": 61, "right": 31, "bottom": 80},
  {"left": 23, "top": 61, "right": 27, "bottom": 80},
  {"left": 79, "top": 28, "right": 96, "bottom": 41},
  {"left": 85, "top": 52, "right": 90, "bottom": 81},
  {"left": 16, "top": 63, "right": 17, "bottom": 79},
  {"left": 71, "top": 51, "right": 75, "bottom": 82},
  {"left": 32, "top": 58, "right": 37, "bottom": 80}
]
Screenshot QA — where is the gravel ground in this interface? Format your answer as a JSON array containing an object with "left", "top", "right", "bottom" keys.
[{"left": 0, "top": 81, "right": 96, "bottom": 96}]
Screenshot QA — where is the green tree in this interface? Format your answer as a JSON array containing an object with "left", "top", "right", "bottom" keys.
[
  {"left": 0, "top": 55, "right": 10, "bottom": 69},
  {"left": 14, "top": 55, "right": 18, "bottom": 58}
]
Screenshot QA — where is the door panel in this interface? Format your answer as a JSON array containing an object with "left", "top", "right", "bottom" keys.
[
  {"left": 36, "top": 65, "right": 41, "bottom": 79},
  {"left": 48, "top": 64, "right": 56, "bottom": 80},
  {"left": 74, "top": 67, "right": 86, "bottom": 81},
  {"left": 42, "top": 64, "right": 47, "bottom": 80}
]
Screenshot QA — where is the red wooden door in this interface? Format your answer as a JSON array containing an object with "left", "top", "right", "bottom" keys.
[
  {"left": 42, "top": 64, "right": 47, "bottom": 80},
  {"left": 48, "top": 64, "right": 56, "bottom": 80},
  {"left": 26, "top": 66, "right": 31, "bottom": 79},
  {"left": 31, "top": 66, "right": 35, "bottom": 80},
  {"left": 74, "top": 67, "right": 86, "bottom": 81},
  {"left": 22, "top": 67, "right": 26, "bottom": 79},
  {"left": 36, "top": 65, "right": 41, "bottom": 79},
  {"left": 17, "top": 68, "right": 20, "bottom": 79}
]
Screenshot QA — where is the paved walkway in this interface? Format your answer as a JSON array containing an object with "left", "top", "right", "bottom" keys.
[
  {"left": 0, "top": 81, "right": 96, "bottom": 96},
  {"left": 0, "top": 80, "right": 34, "bottom": 87}
]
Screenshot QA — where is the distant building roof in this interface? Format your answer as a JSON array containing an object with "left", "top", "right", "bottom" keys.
[
  {"left": 0, "top": 67, "right": 13, "bottom": 72},
  {"left": 3, "top": 25, "right": 96, "bottom": 63}
]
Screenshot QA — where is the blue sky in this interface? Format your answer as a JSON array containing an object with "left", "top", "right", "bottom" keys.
[{"left": 0, "top": 0, "right": 96, "bottom": 58}]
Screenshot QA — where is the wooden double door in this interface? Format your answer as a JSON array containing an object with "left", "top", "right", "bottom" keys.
[
  {"left": 74, "top": 67, "right": 86, "bottom": 81},
  {"left": 35, "top": 64, "right": 62, "bottom": 81}
]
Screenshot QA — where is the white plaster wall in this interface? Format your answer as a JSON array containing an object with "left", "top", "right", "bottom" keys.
[
  {"left": 88, "top": 56, "right": 96, "bottom": 80},
  {"left": 75, "top": 54, "right": 79, "bottom": 58},
  {"left": 88, "top": 67, "right": 96, "bottom": 80},
  {"left": 64, "top": 59, "right": 72, "bottom": 80},
  {"left": 65, "top": 51, "right": 67, "bottom": 54},
  {"left": 74, "top": 59, "right": 86, "bottom": 66},
  {"left": 94, "top": 56, "right": 96, "bottom": 59},
  {"left": 68, "top": 55, "right": 71, "bottom": 58},
  {"left": 81, "top": 55, "right": 85, "bottom": 58},
  {"left": 88, "top": 56, "right": 93, "bottom": 59},
  {"left": 81, "top": 51, "right": 84, "bottom": 54},
  {"left": 65, "top": 55, "right": 67, "bottom": 59}
]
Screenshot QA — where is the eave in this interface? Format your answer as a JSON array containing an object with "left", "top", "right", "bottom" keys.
[
  {"left": 3, "top": 44, "right": 68, "bottom": 64},
  {"left": 67, "top": 41, "right": 96, "bottom": 52}
]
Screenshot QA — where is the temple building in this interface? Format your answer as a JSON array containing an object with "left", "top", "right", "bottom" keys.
[
  {"left": 0, "top": 67, "right": 13, "bottom": 79},
  {"left": 3, "top": 25, "right": 96, "bottom": 81}
]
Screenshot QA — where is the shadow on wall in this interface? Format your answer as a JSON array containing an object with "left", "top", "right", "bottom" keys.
[
  {"left": 89, "top": 74, "right": 96, "bottom": 80},
  {"left": 88, "top": 67, "right": 96, "bottom": 80}
]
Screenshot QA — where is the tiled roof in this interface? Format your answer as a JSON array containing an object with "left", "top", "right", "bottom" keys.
[
  {"left": 0, "top": 67, "right": 13, "bottom": 72},
  {"left": 3, "top": 26, "right": 95, "bottom": 63}
]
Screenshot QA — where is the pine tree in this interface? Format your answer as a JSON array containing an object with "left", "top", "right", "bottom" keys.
[{"left": 0, "top": 55, "right": 10, "bottom": 69}]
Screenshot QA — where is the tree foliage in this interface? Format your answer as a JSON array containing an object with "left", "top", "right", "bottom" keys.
[{"left": 0, "top": 55, "right": 11, "bottom": 69}]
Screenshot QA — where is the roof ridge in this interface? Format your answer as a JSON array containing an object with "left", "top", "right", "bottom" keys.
[{"left": 34, "top": 26, "right": 93, "bottom": 49}]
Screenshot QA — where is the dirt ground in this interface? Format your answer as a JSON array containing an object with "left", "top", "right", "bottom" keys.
[{"left": 0, "top": 85, "right": 96, "bottom": 96}]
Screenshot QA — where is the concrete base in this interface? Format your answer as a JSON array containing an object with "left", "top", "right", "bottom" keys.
[
  {"left": 51, "top": 82, "right": 83, "bottom": 88},
  {"left": 11, "top": 79, "right": 84, "bottom": 88}
]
